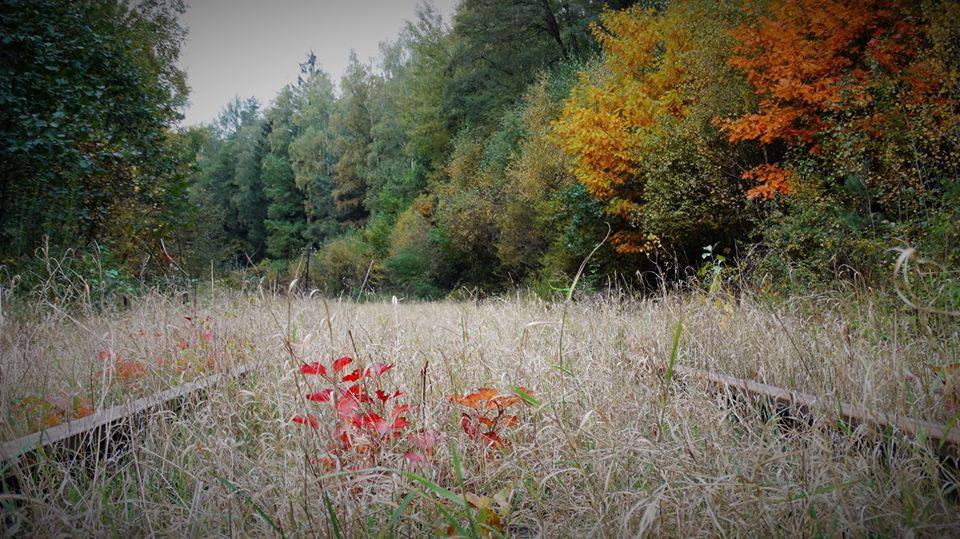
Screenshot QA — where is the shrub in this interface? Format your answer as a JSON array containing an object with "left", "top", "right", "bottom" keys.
[
  {"left": 293, "top": 356, "right": 436, "bottom": 470},
  {"left": 448, "top": 386, "right": 533, "bottom": 451},
  {"left": 313, "top": 233, "right": 376, "bottom": 295},
  {"left": 383, "top": 205, "right": 444, "bottom": 298}
]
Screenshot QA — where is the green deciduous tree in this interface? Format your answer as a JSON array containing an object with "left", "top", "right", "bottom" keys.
[{"left": 0, "top": 0, "right": 190, "bottom": 272}]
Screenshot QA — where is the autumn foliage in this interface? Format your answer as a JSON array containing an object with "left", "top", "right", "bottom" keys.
[
  {"left": 293, "top": 355, "right": 436, "bottom": 469},
  {"left": 449, "top": 387, "right": 532, "bottom": 450},
  {"left": 554, "top": 5, "right": 690, "bottom": 253},
  {"left": 555, "top": 2, "right": 751, "bottom": 255},
  {"left": 553, "top": 0, "right": 959, "bottom": 285},
  {"left": 720, "top": 0, "right": 957, "bottom": 200},
  {"left": 292, "top": 356, "right": 536, "bottom": 471}
]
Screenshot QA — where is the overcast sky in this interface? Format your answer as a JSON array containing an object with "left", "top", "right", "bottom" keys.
[{"left": 176, "top": 0, "right": 459, "bottom": 127}]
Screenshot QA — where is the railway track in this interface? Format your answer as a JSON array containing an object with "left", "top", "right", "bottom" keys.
[
  {"left": 1, "top": 363, "right": 255, "bottom": 491},
  {"left": 669, "top": 365, "right": 960, "bottom": 466},
  {"left": 2, "top": 362, "right": 956, "bottom": 494}
]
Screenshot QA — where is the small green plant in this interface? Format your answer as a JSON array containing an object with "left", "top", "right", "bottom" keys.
[{"left": 698, "top": 244, "right": 725, "bottom": 295}]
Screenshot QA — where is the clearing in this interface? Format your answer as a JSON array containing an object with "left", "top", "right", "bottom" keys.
[{"left": 1, "top": 290, "right": 958, "bottom": 536}]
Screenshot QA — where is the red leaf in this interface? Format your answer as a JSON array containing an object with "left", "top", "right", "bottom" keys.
[
  {"left": 342, "top": 368, "right": 365, "bottom": 382},
  {"left": 338, "top": 428, "right": 352, "bottom": 450},
  {"left": 306, "top": 388, "right": 332, "bottom": 402},
  {"left": 361, "top": 412, "right": 389, "bottom": 436},
  {"left": 367, "top": 363, "right": 394, "bottom": 376},
  {"left": 403, "top": 450, "right": 426, "bottom": 467},
  {"left": 375, "top": 417, "right": 391, "bottom": 436},
  {"left": 300, "top": 362, "right": 327, "bottom": 376},
  {"left": 392, "top": 416, "right": 411, "bottom": 430},
  {"left": 376, "top": 389, "right": 390, "bottom": 402},
  {"left": 292, "top": 414, "right": 319, "bottom": 429},
  {"left": 332, "top": 356, "right": 352, "bottom": 373},
  {"left": 482, "top": 431, "right": 507, "bottom": 449},
  {"left": 335, "top": 394, "right": 360, "bottom": 419},
  {"left": 409, "top": 429, "right": 438, "bottom": 454},
  {"left": 460, "top": 412, "right": 480, "bottom": 439},
  {"left": 344, "top": 384, "right": 371, "bottom": 403},
  {"left": 391, "top": 404, "right": 411, "bottom": 420}
]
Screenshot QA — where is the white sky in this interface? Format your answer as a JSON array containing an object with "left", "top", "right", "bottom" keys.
[{"left": 176, "top": 0, "right": 459, "bottom": 126}]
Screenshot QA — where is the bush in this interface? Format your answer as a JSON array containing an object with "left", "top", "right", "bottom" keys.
[
  {"left": 313, "top": 233, "right": 377, "bottom": 295},
  {"left": 383, "top": 205, "right": 444, "bottom": 299},
  {"left": 5, "top": 242, "right": 142, "bottom": 309}
]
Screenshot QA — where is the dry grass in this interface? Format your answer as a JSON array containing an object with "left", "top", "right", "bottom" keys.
[{"left": 2, "top": 287, "right": 959, "bottom": 536}]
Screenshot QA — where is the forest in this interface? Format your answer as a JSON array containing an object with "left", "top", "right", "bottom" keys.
[
  {"left": 4, "top": 0, "right": 957, "bottom": 301},
  {"left": 2, "top": 0, "right": 960, "bottom": 535}
]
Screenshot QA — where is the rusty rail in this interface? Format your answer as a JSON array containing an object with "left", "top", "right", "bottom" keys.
[
  {"left": 1, "top": 363, "right": 255, "bottom": 469},
  {"left": 670, "top": 365, "right": 960, "bottom": 463}
]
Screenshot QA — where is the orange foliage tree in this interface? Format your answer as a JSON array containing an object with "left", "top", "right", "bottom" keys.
[{"left": 721, "top": 0, "right": 958, "bottom": 200}]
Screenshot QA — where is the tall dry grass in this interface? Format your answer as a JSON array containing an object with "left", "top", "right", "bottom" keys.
[{"left": 1, "top": 286, "right": 958, "bottom": 535}]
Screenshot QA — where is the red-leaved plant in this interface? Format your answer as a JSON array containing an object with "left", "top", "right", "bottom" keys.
[
  {"left": 293, "top": 356, "right": 436, "bottom": 469},
  {"left": 449, "top": 387, "right": 532, "bottom": 450}
]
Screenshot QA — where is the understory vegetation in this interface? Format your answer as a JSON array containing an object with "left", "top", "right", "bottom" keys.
[{"left": 1, "top": 286, "right": 958, "bottom": 535}]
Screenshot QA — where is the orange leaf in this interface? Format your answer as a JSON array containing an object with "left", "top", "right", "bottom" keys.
[
  {"left": 73, "top": 397, "right": 94, "bottom": 419},
  {"left": 450, "top": 387, "right": 497, "bottom": 409},
  {"left": 486, "top": 395, "right": 521, "bottom": 410},
  {"left": 482, "top": 431, "right": 507, "bottom": 449}
]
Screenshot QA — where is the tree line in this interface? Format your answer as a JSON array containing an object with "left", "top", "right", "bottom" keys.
[{"left": 2, "top": 0, "right": 958, "bottom": 300}]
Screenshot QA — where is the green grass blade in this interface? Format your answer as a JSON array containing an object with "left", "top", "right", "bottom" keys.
[
  {"left": 938, "top": 411, "right": 960, "bottom": 452},
  {"left": 433, "top": 499, "right": 469, "bottom": 537},
  {"left": 404, "top": 483, "right": 469, "bottom": 537},
  {"left": 450, "top": 441, "right": 479, "bottom": 538},
  {"left": 323, "top": 492, "right": 343, "bottom": 539},
  {"left": 511, "top": 386, "right": 542, "bottom": 407},
  {"left": 213, "top": 472, "right": 286, "bottom": 538},
  {"left": 403, "top": 471, "right": 466, "bottom": 509},
  {"left": 379, "top": 491, "right": 417, "bottom": 539},
  {"left": 550, "top": 363, "right": 574, "bottom": 376},
  {"left": 663, "top": 321, "right": 682, "bottom": 386}
]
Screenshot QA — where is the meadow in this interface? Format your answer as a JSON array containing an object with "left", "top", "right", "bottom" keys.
[
  {"left": 2, "top": 286, "right": 958, "bottom": 536},
  {"left": 3, "top": 0, "right": 960, "bottom": 535}
]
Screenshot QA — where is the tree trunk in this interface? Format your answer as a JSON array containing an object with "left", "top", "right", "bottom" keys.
[{"left": 538, "top": 0, "right": 568, "bottom": 60}]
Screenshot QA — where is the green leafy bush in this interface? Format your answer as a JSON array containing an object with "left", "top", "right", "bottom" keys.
[
  {"left": 313, "top": 233, "right": 377, "bottom": 295},
  {"left": 383, "top": 205, "right": 444, "bottom": 298}
]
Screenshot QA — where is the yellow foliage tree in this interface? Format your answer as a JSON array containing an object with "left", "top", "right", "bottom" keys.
[{"left": 555, "top": 2, "right": 751, "bottom": 254}]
